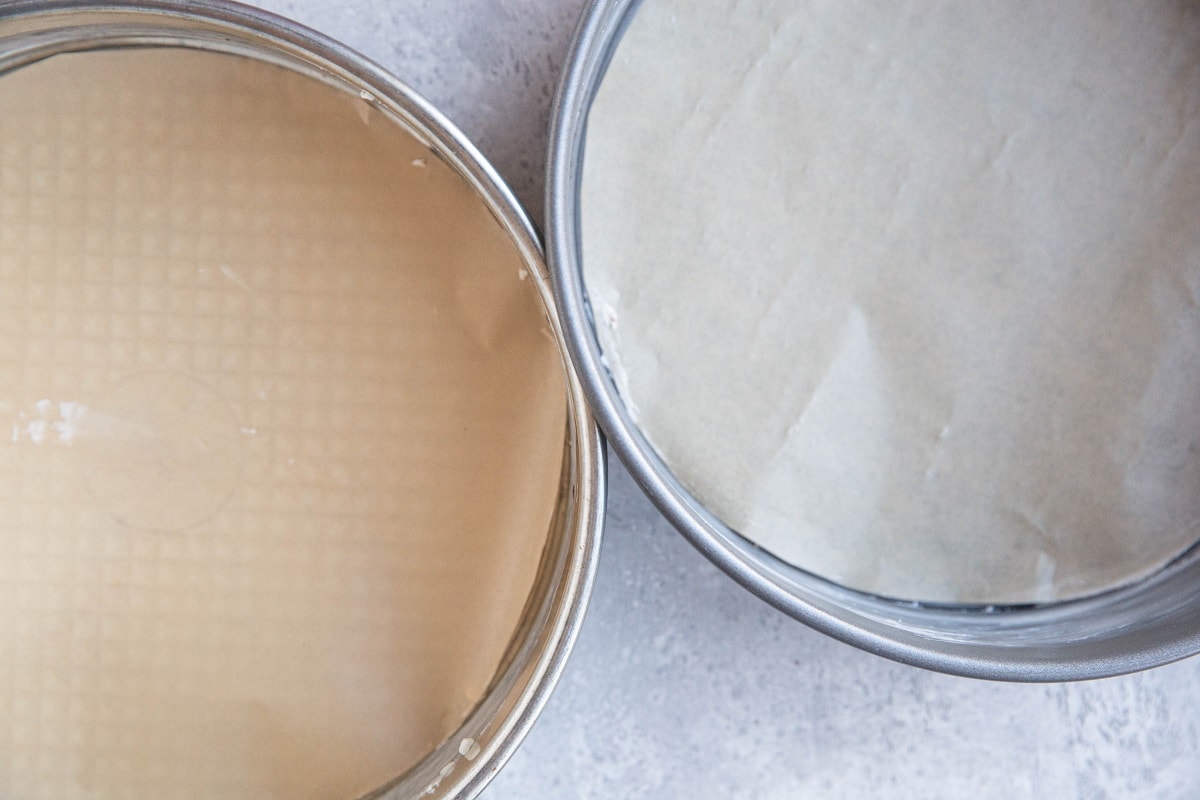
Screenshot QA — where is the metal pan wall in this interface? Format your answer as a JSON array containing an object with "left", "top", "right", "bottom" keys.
[
  {"left": 0, "top": 3, "right": 605, "bottom": 797},
  {"left": 546, "top": 0, "right": 1200, "bottom": 682}
]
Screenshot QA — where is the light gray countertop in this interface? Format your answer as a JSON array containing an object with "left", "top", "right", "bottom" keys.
[{"left": 251, "top": 1, "right": 1200, "bottom": 797}]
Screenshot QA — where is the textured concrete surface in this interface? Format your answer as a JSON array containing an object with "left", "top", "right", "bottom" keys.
[
  {"left": 489, "top": 460, "right": 1200, "bottom": 800},
  {"left": 249, "top": 1, "right": 1200, "bottom": 797}
]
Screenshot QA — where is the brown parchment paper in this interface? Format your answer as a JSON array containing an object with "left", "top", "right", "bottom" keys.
[{"left": 0, "top": 48, "right": 566, "bottom": 799}]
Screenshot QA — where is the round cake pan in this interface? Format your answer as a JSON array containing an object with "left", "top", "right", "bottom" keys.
[
  {"left": 0, "top": 2, "right": 604, "bottom": 797},
  {"left": 546, "top": 0, "right": 1200, "bottom": 682}
]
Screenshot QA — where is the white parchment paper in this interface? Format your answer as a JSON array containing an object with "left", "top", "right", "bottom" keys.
[{"left": 582, "top": 0, "right": 1200, "bottom": 603}]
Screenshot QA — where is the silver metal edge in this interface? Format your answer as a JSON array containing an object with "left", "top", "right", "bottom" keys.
[
  {"left": 0, "top": 1, "right": 607, "bottom": 795},
  {"left": 545, "top": 0, "right": 1200, "bottom": 682}
]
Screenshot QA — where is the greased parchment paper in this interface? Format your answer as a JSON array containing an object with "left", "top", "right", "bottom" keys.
[
  {"left": 582, "top": 0, "right": 1200, "bottom": 604},
  {"left": 0, "top": 48, "right": 567, "bottom": 799}
]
